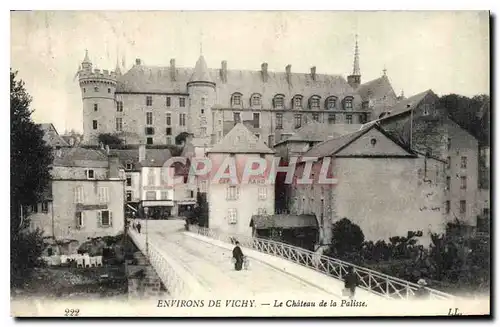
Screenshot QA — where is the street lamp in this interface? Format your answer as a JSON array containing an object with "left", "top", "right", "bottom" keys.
[{"left": 144, "top": 206, "right": 149, "bottom": 259}]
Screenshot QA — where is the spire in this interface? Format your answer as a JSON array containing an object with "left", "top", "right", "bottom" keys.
[
  {"left": 82, "top": 49, "right": 91, "bottom": 64},
  {"left": 383, "top": 66, "right": 387, "bottom": 76},
  {"left": 189, "top": 55, "right": 214, "bottom": 84},
  {"left": 352, "top": 34, "right": 360, "bottom": 76},
  {"left": 115, "top": 57, "right": 121, "bottom": 75}
]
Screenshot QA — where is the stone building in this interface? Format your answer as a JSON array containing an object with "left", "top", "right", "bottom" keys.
[
  {"left": 291, "top": 123, "right": 447, "bottom": 247},
  {"left": 78, "top": 36, "right": 399, "bottom": 147}
]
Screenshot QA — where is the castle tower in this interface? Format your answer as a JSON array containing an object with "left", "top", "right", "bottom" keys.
[
  {"left": 187, "top": 55, "right": 216, "bottom": 146},
  {"left": 347, "top": 34, "right": 361, "bottom": 89},
  {"left": 78, "top": 50, "right": 119, "bottom": 145}
]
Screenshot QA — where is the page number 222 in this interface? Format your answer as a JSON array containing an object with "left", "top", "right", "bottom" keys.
[{"left": 65, "top": 309, "right": 80, "bottom": 317}]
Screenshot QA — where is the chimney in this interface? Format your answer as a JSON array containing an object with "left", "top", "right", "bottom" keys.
[
  {"left": 310, "top": 66, "right": 316, "bottom": 81},
  {"left": 135, "top": 58, "right": 141, "bottom": 65},
  {"left": 286, "top": 64, "right": 291, "bottom": 84},
  {"left": 139, "top": 144, "right": 146, "bottom": 162},
  {"left": 261, "top": 63, "right": 268, "bottom": 83},
  {"left": 170, "top": 59, "right": 176, "bottom": 81},
  {"left": 220, "top": 61, "right": 227, "bottom": 83},
  {"left": 108, "top": 155, "right": 120, "bottom": 179}
]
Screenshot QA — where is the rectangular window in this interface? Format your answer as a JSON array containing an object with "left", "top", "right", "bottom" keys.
[
  {"left": 166, "top": 127, "right": 172, "bottom": 136},
  {"left": 98, "top": 187, "right": 109, "bottom": 203},
  {"left": 146, "top": 191, "right": 156, "bottom": 200},
  {"left": 145, "top": 127, "right": 155, "bottom": 135},
  {"left": 226, "top": 185, "right": 239, "bottom": 200},
  {"left": 126, "top": 191, "right": 132, "bottom": 202},
  {"left": 200, "top": 127, "right": 207, "bottom": 137},
  {"left": 232, "top": 95, "right": 241, "bottom": 106},
  {"left": 233, "top": 112, "right": 241, "bottom": 124},
  {"left": 253, "top": 113, "right": 260, "bottom": 128},
  {"left": 42, "top": 202, "right": 49, "bottom": 213},
  {"left": 31, "top": 204, "right": 38, "bottom": 213},
  {"left": 460, "top": 176, "right": 467, "bottom": 189},
  {"left": 74, "top": 186, "right": 84, "bottom": 204},
  {"left": 166, "top": 136, "right": 172, "bottom": 144},
  {"left": 258, "top": 187, "right": 267, "bottom": 200},
  {"left": 459, "top": 200, "right": 466, "bottom": 214},
  {"left": 228, "top": 208, "right": 237, "bottom": 224},
  {"left": 461, "top": 156, "right": 467, "bottom": 169},
  {"left": 447, "top": 156, "right": 451, "bottom": 169},
  {"left": 179, "top": 97, "right": 186, "bottom": 107},
  {"left": 257, "top": 208, "right": 267, "bottom": 215},
  {"left": 446, "top": 176, "right": 451, "bottom": 190},
  {"left": 251, "top": 95, "right": 261, "bottom": 106},
  {"left": 328, "top": 113, "right": 336, "bottom": 124},
  {"left": 147, "top": 169, "right": 155, "bottom": 186},
  {"left": 346, "top": 114, "right": 352, "bottom": 124},
  {"left": 447, "top": 138, "right": 451, "bottom": 151},
  {"left": 166, "top": 96, "right": 171, "bottom": 107},
  {"left": 99, "top": 210, "right": 112, "bottom": 226},
  {"left": 115, "top": 118, "right": 123, "bottom": 132},
  {"left": 94, "top": 103, "right": 98, "bottom": 111},
  {"left": 146, "top": 137, "right": 153, "bottom": 145},
  {"left": 294, "top": 114, "right": 302, "bottom": 129},
  {"left": 86, "top": 169, "right": 95, "bottom": 179},
  {"left": 146, "top": 112, "right": 153, "bottom": 125},
  {"left": 312, "top": 113, "right": 319, "bottom": 122},
  {"left": 126, "top": 176, "right": 132, "bottom": 186},
  {"left": 311, "top": 98, "right": 320, "bottom": 109},
  {"left": 116, "top": 101, "right": 123, "bottom": 112},
  {"left": 200, "top": 180, "right": 208, "bottom": 193},
  {"left": 445, "top": 201, "right": 450, "bottom": 214},
  {"left": 146, "top": 96, "right": 153, "bottom": 106},
  {"left": 126, "top": 163, "right": 133, "bottom": 170},
  {"left": 276, "top": 113, "right": 283, "bottom": 129},
  {"left": 166, "top": 113, "right": 171, "bottom": 126},
  {"left": 160, "top": 191, "right": 169, "bottom": 200},
  {"left": 92, "top": 120, "right": 98, "bottom": 130},
  {"left": 76, "top": 212, "right": 84, "bottom": 228},
  {"left": 179, "top": 113, "right": 186, "bottom": 126}
]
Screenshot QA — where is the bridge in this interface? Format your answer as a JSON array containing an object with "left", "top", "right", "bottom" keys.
[{"left": 127, "top": 219, "right": 454, "bottom": 301}]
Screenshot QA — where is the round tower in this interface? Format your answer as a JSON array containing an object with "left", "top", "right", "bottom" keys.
[
  {"left": 78, "top": 50, "right": 119, "bottom": 145},
  {"left": 187, "top": 55, "right": 216, "bottom": 146}
]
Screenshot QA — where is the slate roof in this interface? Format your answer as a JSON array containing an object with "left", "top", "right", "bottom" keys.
[
  {"left": 357, "top": 75, "right": 397, "bottom": 102},
  {"left": 380, "top": 89, "right": 433, "bottom": 118},
  {"left": 116, "top": 56, "right": 363, "bottom": 109},
  {"left": 39, "top": 123, "right": 69, "bottom": 148},
  {"left": 208, "top": 123, "right": 275, "bottom": 154},
  {"left": 302, "top": 123, "right": 415, "bottom": 159},
  {"left": 250, "top": 214, "right": 318, "bottom": 229},
  {"left": 109, "top": 148, "right": 175, "bottom": 168},
  {"left": 53, "top": 147, "right": 109, "bottom": 167},
  {"left": 274, "top": 120, "right": 364, "bottom": 146},
  {"left": 189, "top": 55, "right": 214, "bottom": 83}
]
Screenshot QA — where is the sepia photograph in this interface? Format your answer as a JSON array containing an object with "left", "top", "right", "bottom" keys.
[{"left": 9, "top": 9, "right": 491, "bottom": 318}]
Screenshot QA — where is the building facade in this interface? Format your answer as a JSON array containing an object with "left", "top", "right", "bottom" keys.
[{"left": 78, "top": 37, "right": 398, "bottom": 148}]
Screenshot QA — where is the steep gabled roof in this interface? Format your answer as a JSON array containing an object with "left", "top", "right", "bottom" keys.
[
  {"left": 357, "top": 75, "right": 397, "bottom": 102},
  {"left": 53, "top": 147, "right": 109, "bottom": 167},
  {"left": 208, "top": 123, "right": 274, "bottom": 154},
  {"left": 302, "top": 123, "right": 415, "bottom": 159},
  {"left": 38, "top": 123, "right": 69, "bottom": 148},
  {"left": 189, "top": 55, "right": 214, "bottom": 83},
  {"left": 274, "top": 120, "right": 363, "bottom": 146},
  {"left": 381, "top": 89, "right": 434, "bottom": 118}
]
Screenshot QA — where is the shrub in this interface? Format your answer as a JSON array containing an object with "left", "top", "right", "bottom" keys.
[
  {"left": 11, "top": 229, "right": 46, "bottom": 288},
  {"left": 329, "top": 218, "right": 365, "bottom": 256}
]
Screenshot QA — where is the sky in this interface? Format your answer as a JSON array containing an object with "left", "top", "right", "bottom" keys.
[{"left": 10, "top": 11, "right": 490, "bottom": 133}]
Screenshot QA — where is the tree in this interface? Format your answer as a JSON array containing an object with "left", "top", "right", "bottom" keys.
[
  {"left": 329, "top": 218, "right": 365, "bottom": 256},
  {"left": 10, "top": 70, "right": 53, "bottom": 233},
  {"left": 175, "top": 131, "right": 191, "bottom": 145},
  {"left": 98, "top": 133, "right": 124, "bottom": 146},
  {"left": 194, "top": 192, "right": 209, "bottom": 227},
  {"left": 11, "top": 70, "right": 53, "bottom": 288}
]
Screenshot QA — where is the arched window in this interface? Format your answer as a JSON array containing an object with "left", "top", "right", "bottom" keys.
[
  {"left": 343, "top": 96, "right": 354, "bottom": 110},
  {"left": 308, "top": 95, "right": 321, "bottom": 110},
  {"left": 273, "top": 94, "right": 285, "bottom": 109},
  {"left": 231, "top": 92, "right": 242, "bottom": 107},
  {"left": 292, "top": 95, "right": 303, "bottom": 109},
  {"left": 250, "top": 93, "right": 262, "bottom": 107},
  {"left": 325, "top": 96, "right": 337, "bottom": 110}
]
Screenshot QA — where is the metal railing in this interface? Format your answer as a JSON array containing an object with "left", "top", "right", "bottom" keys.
[
  {"left": 188, "top": 225, "right": 455, "bottom": 301},
  {"left": 128, "top": 228, "right": 204, "bottom": 298}
]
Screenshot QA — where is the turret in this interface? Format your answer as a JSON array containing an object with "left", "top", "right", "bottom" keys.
[
  {"left": 187, "top": 55, "right": 216, "bottom": 145},
  {"left": 78, "top": 50, "right": 118, "bottom": 145}
]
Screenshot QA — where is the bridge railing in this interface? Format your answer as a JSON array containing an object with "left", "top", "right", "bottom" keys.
[
  {"left": 188, "top": 225, "right": 454, "bottom": 301},
  {"left": 128, "top": 228, "right": 205, "bottom": 298}
]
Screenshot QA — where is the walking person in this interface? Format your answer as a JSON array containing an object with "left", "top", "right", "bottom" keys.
[
  {"left": 232, "top": 241, "right": 244, "bottom": 271},
  {"left": 137, "top": 222, "right": 142, "bottom": 234},
  {"left": 343, "top": 266, "right": 360, "bottom": 299},
  {"left": 414, "top": 279, "right": 430, "bottom": 299}
]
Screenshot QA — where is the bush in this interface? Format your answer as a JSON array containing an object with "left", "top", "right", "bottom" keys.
[
  {"left": 329, "top": 218, "right": 364, "bottom": 256},
  {"left": 98, "top": 133, "right": 124, "bottom": 146},
  {"left": 11, "top": 229, "right": 46, "bottom": 288}
]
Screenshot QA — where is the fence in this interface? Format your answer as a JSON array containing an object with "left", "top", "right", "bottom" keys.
[
  {"left": 188, "top": 225, "right": 455, "bottom": 301},
  {"left": 128, "top": 228, "right": 205, "bottom": 298}
]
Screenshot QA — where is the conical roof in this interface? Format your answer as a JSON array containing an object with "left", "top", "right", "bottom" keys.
[
  {"left": 189, "top": 55, "right": 214, "bottom": 83},
  {"left": 82, "top": 50, "right": 91, "bottom": 64}
]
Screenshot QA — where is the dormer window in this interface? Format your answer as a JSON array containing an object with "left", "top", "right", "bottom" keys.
[
  {"left": 250, "top": 93, "right": 261, "bottom": 107},
  {"left": 326, "top": 96, "right": 337, "bottom": 110},
  {"left": 309, "top": 95, "right": 321, "bottom": 110},
  {"left": 343, "top": 97, "right": 353, "bottom": 110},
  {"left": 273, "top": 95, "right": 285, "bottom": 109},
  {"left": 231, "top": 93, "right": 242, "bottom": 107},
  {"left": 293, "top": 95, "right": 303, "bottom": 109}
]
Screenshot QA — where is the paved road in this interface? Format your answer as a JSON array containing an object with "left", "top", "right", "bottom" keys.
[{"left": 131, "top": 219, "right": 335, "bottom": 297}]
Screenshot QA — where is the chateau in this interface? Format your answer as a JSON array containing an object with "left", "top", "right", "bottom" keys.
[{"left": 78, "top": 37, "right": 401, "bottom": 147}]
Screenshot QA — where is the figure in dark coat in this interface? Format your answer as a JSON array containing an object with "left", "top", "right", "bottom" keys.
[
  {"left": 137, "top": 222, "right": 142, "bottom": 234},
  {"left": 343, "top": 267, "right": 360, "bottom": 299},
  {"left": 232, "top": 241, "right": 244, "bottom": 271}
]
